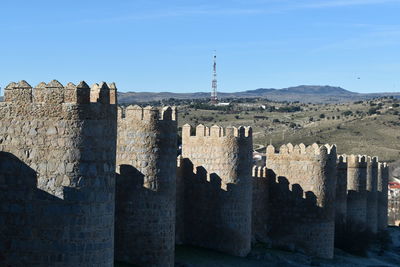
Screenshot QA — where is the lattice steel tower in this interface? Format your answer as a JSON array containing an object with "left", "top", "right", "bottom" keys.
[{"left": 210, "top": 51, "right": 218, "bottom": 104}]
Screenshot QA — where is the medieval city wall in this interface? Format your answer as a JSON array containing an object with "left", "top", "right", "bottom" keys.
[
  {"left": 378, "top": 162, "right": 389, "bottom": 230},
  {"left": 265, "top": 143, "right": 337, "bottom": 259},
  {"left": 251, "top": 166, "right": 269, "bottom": 243},
  {"left": 336, "top": 155, "right": 348, "bottom": 227},
  {"left": 366, "top": 156, "right": 379, "bottom": 233},
  {"left": 0, "top": 80, "right": 117, "bottom": 266},
  {"left": 115, "top": 105, "right": 177, "bottom": 266},
  {"left": 346, "top": 155, "right": 368, "bottom": 228},
  {"left": 177, "top": 124, "right": 253, "bottom": 257}
]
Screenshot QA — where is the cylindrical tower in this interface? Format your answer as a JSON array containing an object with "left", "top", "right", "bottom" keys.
[
  {"left": 0, "top": 80, "right": 117, "bottom": 266},
  {"left": 252, "top": 166, "right": 269, "bottom": 243},
  {"left": 265, "top": 143, "right": 337, "bottom": 259},
  {"left": 115, "top": 105, "right": 177, "bottom": 266},
  {"left": 179, "top": 124, "right": 253, "bottom": 257},
  {"left": 336, "top": 155, "right": 348, "bottom": 227},
  {"left": 366, "top": 156, "right": 379, "bottom": 233},
  {"left": 377, "top": 162, "right": 389, "bottom": 231},
  {"left": 346, "top": 155, "right": 368, "bottom": 227}
]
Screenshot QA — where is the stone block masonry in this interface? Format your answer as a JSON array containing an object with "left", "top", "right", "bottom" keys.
[
  {"left": 366, "top": 156, "right": 379, "bottom": 233},
  {"left": 265, "top": 143, "right": 337, "bottom": 259},
  {"left": 0, "top": 80, "right": 117, "bottom": 266},
  {"left": 378, "top": 162, "right": 389, "bottom": 231},
  {"left": 336, "top": 155, "right": 348, "bottom": 228},
  {"left": 177, "top": 124, "right": 253, "bottom": 257},
  {"left": 115, "top": 105, "right": 177, "bottom": 266},
  {"left": 252, "top": 166, "right": 269, "bottom": 243},
  {"left": 346, "top": 155, "right": 368, "bottom": 228}
]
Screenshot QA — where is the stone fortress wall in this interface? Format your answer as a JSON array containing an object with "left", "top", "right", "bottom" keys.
[
  {"left": 263, "top": 143, "right": 337, "bottom": 259},
  {"left": 335, "top": 155, "right": 348, "bottom": 228},
  {"left": 366, "top": 156, "right": 379, "bottom": 233},
  {"left": 0, "top": 86, "right": 393, "bottom": 266},
  {"left": 345, "top": 154, "right": 368, "bottom": 227},
  {"left": 251, "top": 166, "right": 269, "bottom": 243},
  {"left": 378, "top": 162, "right": 390, "bottom": 230},
  {"left": 115, "top": 105, "right": 177, "bottom": 266},
  {"left": 0, "top": 80, "right": 117, "bottom": 266},
  {"left": 176, "top": 124, "right": 253, "bottom": 257}
]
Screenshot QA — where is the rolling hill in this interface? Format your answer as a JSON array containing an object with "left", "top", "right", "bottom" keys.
[{"left": 118, "top": 85, "right": 400, "bottom": 104}]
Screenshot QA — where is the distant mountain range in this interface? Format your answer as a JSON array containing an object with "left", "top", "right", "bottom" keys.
[
  {"left": 0, "top": 85, "right": 398, "bottom": 104},
  {"left": 118, "top": 85, "right": 400, "bottom": 104}
]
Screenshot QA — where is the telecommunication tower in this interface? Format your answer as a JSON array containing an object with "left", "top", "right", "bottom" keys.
[{"left": 210, "top": 51, "right": 218, "bottom": 104}]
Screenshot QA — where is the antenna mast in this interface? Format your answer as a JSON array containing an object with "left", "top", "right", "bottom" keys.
[{"left": 210, "top": 51, "right": 218, "bottom": 104}]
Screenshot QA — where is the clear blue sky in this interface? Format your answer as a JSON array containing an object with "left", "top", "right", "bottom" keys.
[{"left": 1, "top": 0, "right": 399, "bottom": 93}]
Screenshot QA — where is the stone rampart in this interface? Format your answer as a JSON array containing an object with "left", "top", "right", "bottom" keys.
[
  {"left": 0, "top": 80, "right": 117, "bottom": 266},
  {"left": 252, "top": 166, "right": 269, "bottom": 243},
  {"left": 377, "top": 162, "right": 389, "bottom": 230},
  {"left": 177, "top": 124, "right": 253, "bottom": 257},
  {"left": 336, "top": 155, "right": 348, "bottom": 227},
  {"left": 115, "top": 105, "right": 177, "bottom": 266},
  {"left": 346, "top": 155, "right": 368, "bottom": 227},
  {"left": 366, "top": 156, "right": 379, "bottom": 233},
  {"left": 265, "top": 143, "right": 337, "bottom": 259}
]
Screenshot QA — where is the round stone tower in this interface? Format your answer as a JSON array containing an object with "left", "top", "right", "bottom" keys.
[
  {"left": 179, "top": 124, "right": 253, "bottom": 257},
  {"left": 377, "top": 162, "right": 389, "bottom": 231},
  {"left": 115, "top": 105, "right": 177, "bottom": 266},
  {"left": 0, "top": 80, "right": 117, "bottom": 266},
  {"left": 336, "top": 155, "right": 348, "bottom": 227},
  {"left": 346, "top": 155, "right": 368, "bottom": 227},
  {"left": 266, "top": 143, "right": 337, "bottom": 259},
  {"left": 366, "top": 156, "right": 379, "bottom": 233}
]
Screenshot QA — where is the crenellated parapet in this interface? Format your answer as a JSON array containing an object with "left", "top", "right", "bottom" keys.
[
  {"left": 346, "top": 154, "right": 368, "bottom": 168},
  {"left": 182, "top": 124, "right": 251, "bottom": 139},
  {"left": 266, "top": 143, "right": 337, "bottom": 162},
  {"left": 118, "top": 105, "right": 177, "bottom": 122},
  {"left": 265, "top": 142, "right": 337, "bottom": 259},
  {"left": 4, "top": 80, "right": 116, "bottom": 105}
]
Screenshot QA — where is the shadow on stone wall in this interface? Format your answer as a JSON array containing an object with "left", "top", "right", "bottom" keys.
[
  {"left": 115, "top": 164, "right": 175, "bottom": 266},
  {"left": 266, "top": 169, "right": 333, "bottom": 257},
  {"left": 177, "top": 158, "right": 251, "bottom": 257},
  {"left": 0, "top": 152, "right": 79, "bottom": 265}
]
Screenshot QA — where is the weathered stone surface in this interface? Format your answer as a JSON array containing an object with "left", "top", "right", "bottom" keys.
[
  {"left": 366, "top": 156, "right": 379, "bottom": 233},
  {"left": 346, "top": 155, "right": 368, "bottom": 227},
  {"left": 0, "top": 80, "right": 117, "bottom": 266},
  {"left": 265, "top": 143, "right": 337, "bottom": 259},
  {"left": 378, "top": 162, "right": 389, "bottom": 230},
  {"left": 336, "top": 155, "right": 348, "bottom": 228},
  {"left": 115, "top": 105, "right": 177, "bottom": 267},
  {"left": 177, "top": 124, "right": 253, "bottom": 257}
]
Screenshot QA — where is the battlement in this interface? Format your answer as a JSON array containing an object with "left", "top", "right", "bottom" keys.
[
  {"left": 266, "top": 143, "right": 336, "bottom": 159},
  {"left": 252, "top": 166, "right": 267, "bottom": 178},
  {"left": 367, "top": 156, "right": 379, "bottom": 167},
  {"left": 346, "top": 154, "right": 368, "bottom": 168},
  {"left": 182, "top": 124, "right": 252, "bottom": 139},
  {"left": 4, "top": 80, "right": 116, "bottom": 104},
  {"left": 118, "top": 105, "right": 177, "bottom": 121}
]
